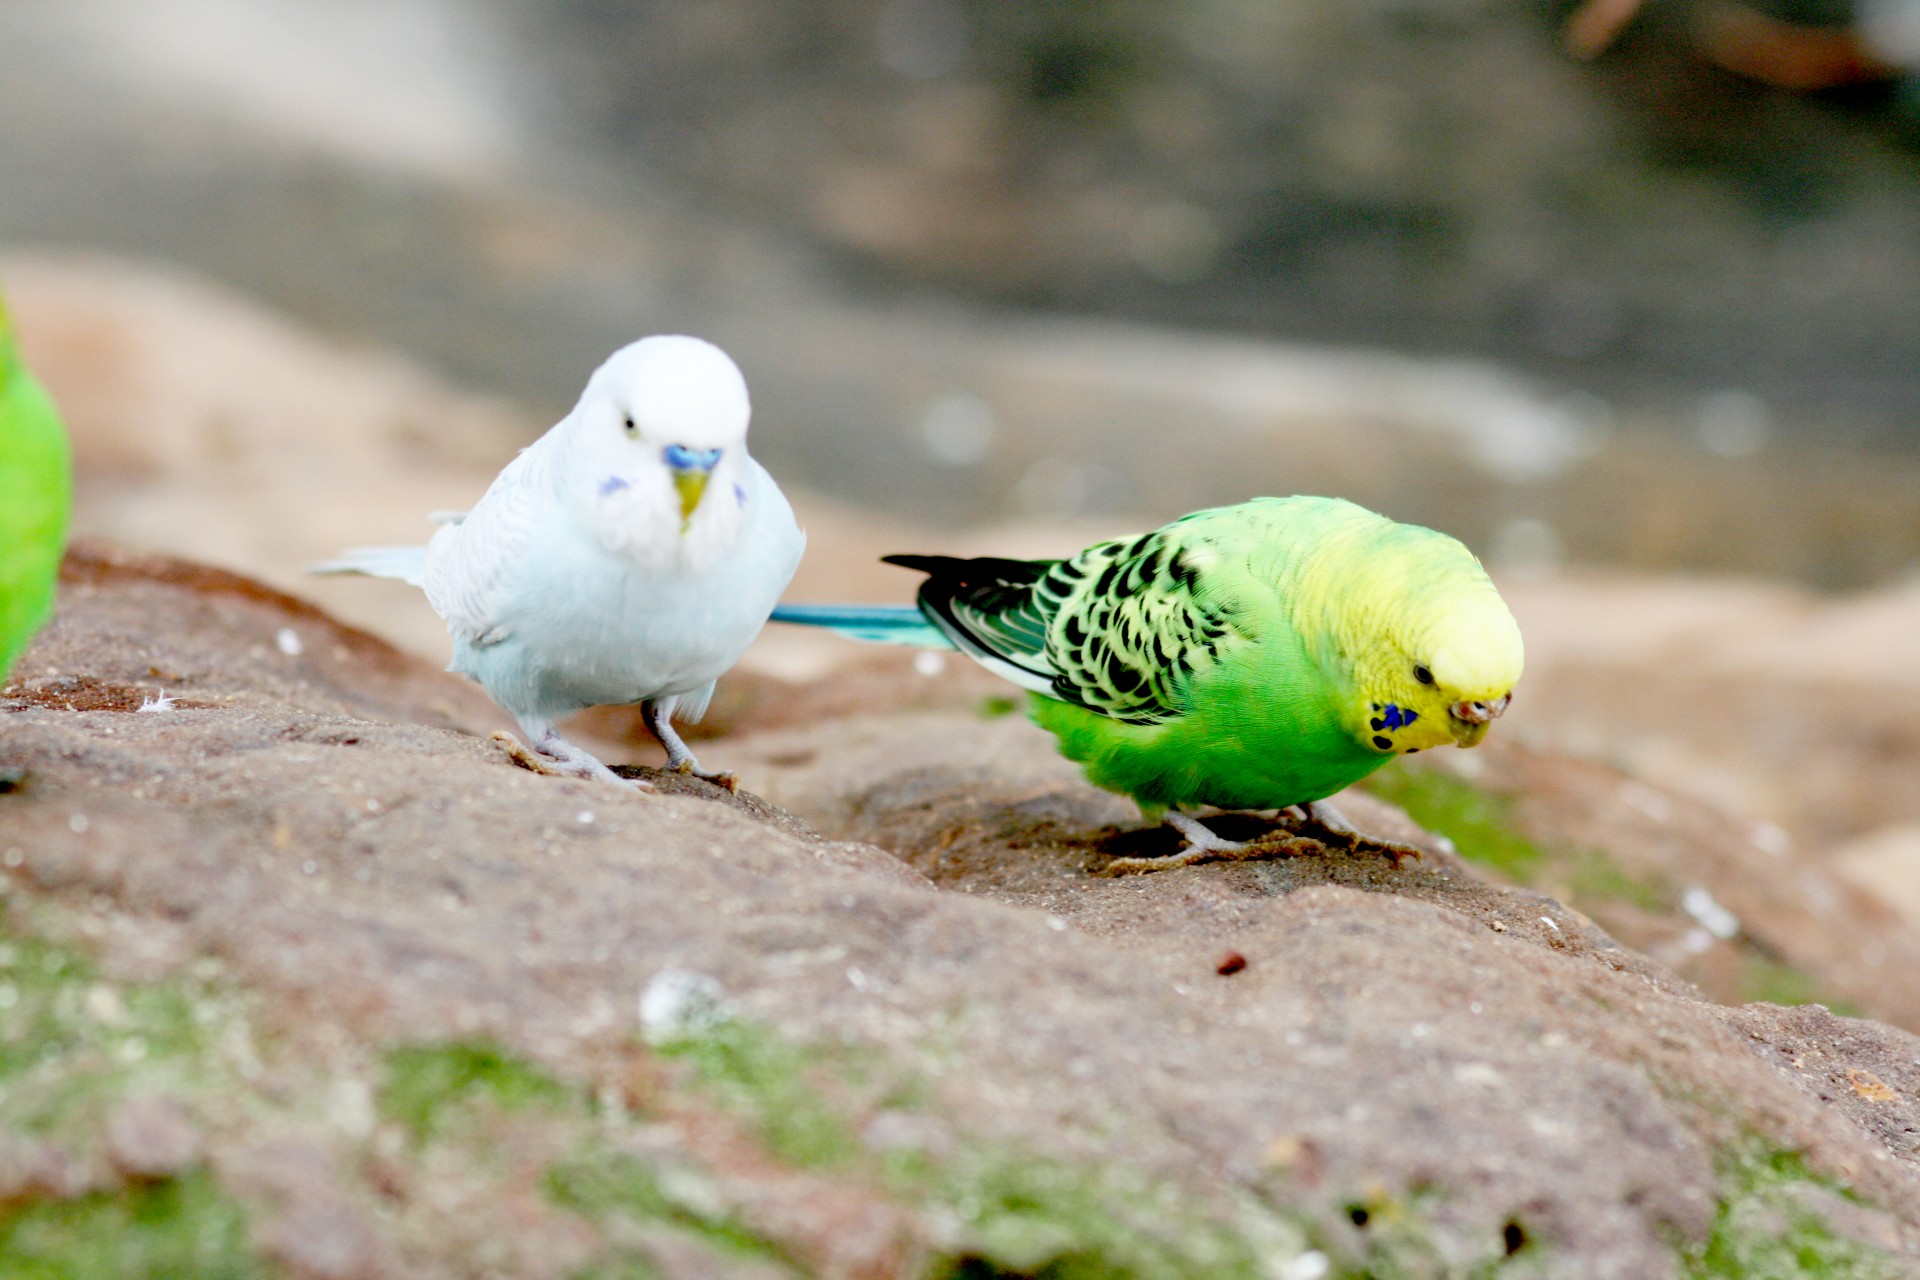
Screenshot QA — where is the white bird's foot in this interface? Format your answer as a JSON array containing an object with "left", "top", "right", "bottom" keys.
[
  {"left": 644, "top": 701, "right": 738, "bottom": 791},
  {"left": 491, "top": 731, "right": 651, "bottom": 790},
  {"left": 1097, "top": 811, "right": 1315, "bottom": 876},
  {"left": 673, "top": 759, "right": 740, "bottom": 792}
]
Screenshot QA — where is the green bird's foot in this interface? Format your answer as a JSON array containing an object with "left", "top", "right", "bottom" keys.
[
  {"left": 1096, "top": 812, "right": 1319, "bottom": 876},
  {"left": 1298, "top": 800, "right": 1425, "bottom": 867}
]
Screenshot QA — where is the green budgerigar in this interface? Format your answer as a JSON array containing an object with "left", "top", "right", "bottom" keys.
[
  {"left": 771, "top": 496, "right": 1523, "bottom": 870},
  {"left": 0, "top": 284, "right": 71, "bottom": 685}
]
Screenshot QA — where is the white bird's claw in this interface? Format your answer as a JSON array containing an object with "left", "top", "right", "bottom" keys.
[{"left": 491, "top": 731, "right": 651, "bottom": 790}]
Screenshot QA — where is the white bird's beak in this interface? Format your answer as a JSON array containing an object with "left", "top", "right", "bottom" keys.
[
  {"left": 672, "top": 471, "right": 709, "bottom": 529},
  {"left": 663, "top": 444, "right": 723, "bottom": 531}
]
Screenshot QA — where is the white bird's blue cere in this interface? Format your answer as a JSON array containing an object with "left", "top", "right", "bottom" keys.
[{"left": 314, "top": 335, "right": 805, "bottom": 788}]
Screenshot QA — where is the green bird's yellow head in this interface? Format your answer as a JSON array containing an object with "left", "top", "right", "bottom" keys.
[{"left": 1294, "top": 504, "right": 1524, "bottom": 756}]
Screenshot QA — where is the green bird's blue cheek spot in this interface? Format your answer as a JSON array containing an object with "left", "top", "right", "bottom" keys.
[{"left": 1370, "top": 704, "right": 1417, "bottom": 732}]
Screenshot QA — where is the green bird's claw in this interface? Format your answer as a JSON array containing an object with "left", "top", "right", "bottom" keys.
[{"left": 1094, "top": 812, "right": 1319, "bottom": 876}]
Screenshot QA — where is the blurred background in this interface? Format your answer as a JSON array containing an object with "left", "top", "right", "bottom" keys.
[
  {"left": 4, "top": 0, "right": 1919, "bottom": 869},
  {"left": 5, "top": 0, "right": 1920, "bottom": 583},
  {"left": 6, "top": 0, "right": 1920, "bottom": 1021}
]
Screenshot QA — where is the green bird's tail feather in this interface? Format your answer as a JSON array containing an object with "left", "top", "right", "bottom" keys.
[{"left": 876, "top": 555, "right": 1063, "bottom": 695}]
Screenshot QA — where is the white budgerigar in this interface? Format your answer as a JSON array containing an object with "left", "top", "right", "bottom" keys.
[{"left": 316, "top": 336, "right": 804, "bottom": 787}]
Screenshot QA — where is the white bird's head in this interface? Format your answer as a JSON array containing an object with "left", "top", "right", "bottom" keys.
[{"left": 565, "top": 335, "right": 755, "bottom": 563}]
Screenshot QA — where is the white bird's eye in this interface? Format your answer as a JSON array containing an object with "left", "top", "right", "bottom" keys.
[{"left": 622, "top": 415, "right": 638, "bottom": 438}]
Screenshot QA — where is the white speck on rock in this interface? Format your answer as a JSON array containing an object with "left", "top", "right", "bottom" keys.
[
  {"left": 576, "top": 810, "right": 595, "bottom": 825},
  {"left": 86, "top": 984, "right": 127, "bottom": 1025},
  {"left": 69, "top": 814, "right": 90, "bottom": 834},
  {"left": 1682, "top": 886, "right": 1740, "bottom": 939},
  {"left": 1280, "top": 1250, "right": 1330, "bottom": 1280},
  {"left": 1750, "top": 822, "right": 1792, "bottom": 857},
  {"left": 1619, "top": 782, "right": 1673, "bottom": 823},
  {"left": 1539, "top": 915, "right": 1560, "bottom": 931},
  {"left": 913, "top": 650, "right": 947, "bottom": 677},
  {"left": 848, "top": 966, "right": 873, "bottom": 992},
  {"left": 328, "top": 1078, "right": 375, "bottom": 1139},
  {"left": 639, "top": 969, "right": 728, "bottom": 1043},
  {"left": 1680, "top": 927, "right": 1715, "bottom": 955},
  {"left": 275, "top": 628, "right": 304, "bottom": 656},
  {"left": 137, "top": 691, "right": 176, "bottom": 713},
  {"left": 1453, "top": 1063, "right": 1503, "bottom": 1086}
]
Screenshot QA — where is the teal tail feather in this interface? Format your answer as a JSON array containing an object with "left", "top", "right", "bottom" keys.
[{"left": 768, "top": 603, "right": 955, "bottom": 649}]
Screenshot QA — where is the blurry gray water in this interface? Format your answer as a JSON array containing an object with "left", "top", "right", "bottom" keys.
[{"left": 3, "top": 0, "right": 1918, "bottom": 585}]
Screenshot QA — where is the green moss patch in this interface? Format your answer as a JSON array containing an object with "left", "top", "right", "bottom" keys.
[
  {"left": 0, "top": 907, "right": 270, "bottom": 1276},
  {"left": 548, "top": 1013, "right": 1320, "bottom": 1280},
  {"left": 548, "top": 1149, "right": 795, "bottom": 1267},
  {"left": 1362, "top": 762, "right": 1547, "bottom": 883},
  {"left": 652, "top": 1018, "right": 869, "bottom": 1171},
  {"left": 0, "top": 922, "right": 223, "bottom": 1138},
  {"left": 1683, "top": 1146, "right": 1900, "bottom": 1278},
  {"left": 378, "top": 1039, "right": 571, "bottom": 1145},
  {"left": 0, "top": 1171, "right": 265, "bottom": 1280},
  {"left": 1737, "top": 958, "right": 1860, "bottom": 1019}
]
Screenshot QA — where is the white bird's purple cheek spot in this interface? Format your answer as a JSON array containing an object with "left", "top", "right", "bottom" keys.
[
  {"left": 733, "top": 483, "right": 747, "bottom": 507},
  {"left": 599, "top": 475, "right": 631, "bottom": 497}
]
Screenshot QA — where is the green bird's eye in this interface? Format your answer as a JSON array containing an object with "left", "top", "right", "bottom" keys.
[{"left": 1413, "top": 664, "right": 1434, "bottom": 686}]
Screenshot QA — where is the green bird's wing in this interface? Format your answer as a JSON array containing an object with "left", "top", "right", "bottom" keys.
[
  {"left": 881, "top": 554, "right": 1064, "bottom": 691},
  {"left": 886, "top": 527, "right": 1247, "bottom": 726},
  {"left": 0, "top": 287, "right": 73, "bottom": 680}
]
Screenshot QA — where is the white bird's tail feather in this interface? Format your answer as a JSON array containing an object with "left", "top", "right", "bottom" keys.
[{"left": 308, "top": 546, "right": 428, "bottom": 586}]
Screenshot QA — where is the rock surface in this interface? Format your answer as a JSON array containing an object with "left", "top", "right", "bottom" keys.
[
  {"left": 5, "top": 546, "right": 1920, "bottom": 1277},
  {"left": 7, "top": 251, "right": 1920, "bottom": 1276}
]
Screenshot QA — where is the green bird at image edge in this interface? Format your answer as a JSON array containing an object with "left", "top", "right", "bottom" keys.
[
  {"left": 771, "top": 496, "right": 1523, "bottom": 871},
  {"left": 0, "top": 284, "right": 72, "bottom": 686}
]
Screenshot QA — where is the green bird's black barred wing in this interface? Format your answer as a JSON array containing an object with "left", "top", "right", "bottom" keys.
[{"left": 884, "top": 528, "right": 1246, "bottom": 726}]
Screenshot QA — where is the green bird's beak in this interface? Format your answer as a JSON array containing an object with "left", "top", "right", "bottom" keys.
[{"left": 1448, "top": 693, "right": 1511, "bottom": 747}]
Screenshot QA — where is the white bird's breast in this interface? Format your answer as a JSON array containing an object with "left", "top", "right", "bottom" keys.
[{"left": 435, "top": 457, "right": 803, "bottom": 721}]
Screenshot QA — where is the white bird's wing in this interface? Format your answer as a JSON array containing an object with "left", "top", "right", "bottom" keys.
[{"left": 421, "top": 440, "right": 556, "bottom": 647}]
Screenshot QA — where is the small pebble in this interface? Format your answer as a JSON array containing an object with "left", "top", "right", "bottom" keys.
[
  {"left": 1215, "top": 951, "right": 1248, "bottom": 976},
  {"left": 105, "top": 1096, "right": 202, "bottom": 1180}
]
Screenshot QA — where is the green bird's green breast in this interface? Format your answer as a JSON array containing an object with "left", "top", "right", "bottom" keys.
[{"left": 1028, "top": 636, "right": 1384, "bottom": 816}]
